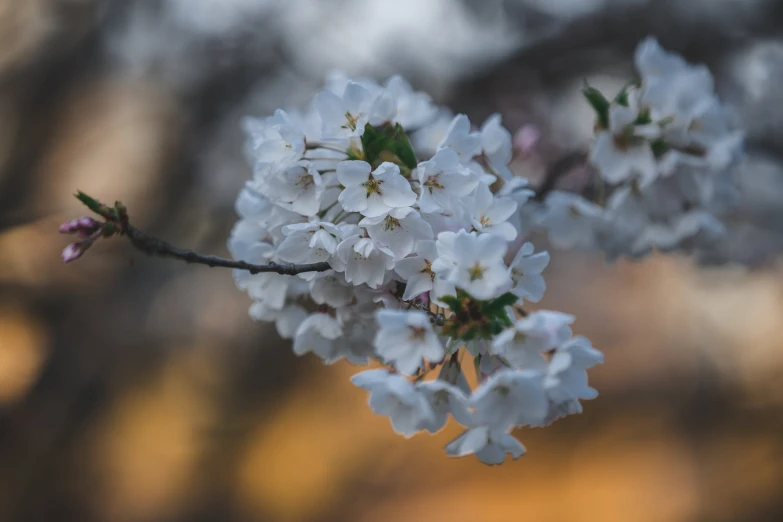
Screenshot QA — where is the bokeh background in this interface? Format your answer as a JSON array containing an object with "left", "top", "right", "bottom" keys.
[{"left": 2, "top": 1, "right": 783, "bottom": 521}]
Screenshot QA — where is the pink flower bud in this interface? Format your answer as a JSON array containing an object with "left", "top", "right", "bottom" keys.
[
  {"left": 513, "top": 125, "right": 540, "bottom": 159},
  {"left": 416, "top": 292, "right": 430, "bottom": 306},
  {"left": 59, "top": 217, "right": 102, "bottom": 237},
  {"left": 61, "top": 239, "right": 94, "bottom": 264}
]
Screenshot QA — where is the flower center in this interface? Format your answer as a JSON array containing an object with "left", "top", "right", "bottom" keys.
[
  {"left": 421, "top": 261, "right": 434, "bottom": 280},
  {"left": 612, "top": 132, "right": 633, "bottom": 151},
  {"left": 424, "top": 173, "right": 444, "bottom": 193},
  {"left": 363, "top": 178, "right": 384, "bottom": 197},
  {"left": 343, "top": 112, "right": 359, "bottom": 131},
  {"left": 468, "top": 262, "right": 485, "bottom": 281},
  {"left": 384, "top": 215, "right": 402, "bottom": 231},
  {"left": 296, "top": 174, "right": 314, "bottom": 189},
  {"left": 408, "top": 325, "right": 427, "bottom": 341}
]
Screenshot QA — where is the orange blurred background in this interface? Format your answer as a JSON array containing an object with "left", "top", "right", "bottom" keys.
[{"left": 1, "top": 1, "right": 783, "bottom": 521}]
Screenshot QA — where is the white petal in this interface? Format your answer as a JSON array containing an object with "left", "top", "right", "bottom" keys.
[{"left": 337, "top": 160, "right": 372, "bottom": 186}]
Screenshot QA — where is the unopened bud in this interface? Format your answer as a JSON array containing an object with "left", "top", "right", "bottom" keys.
[
  {"left": 61, "top": 239, "right": 94, "bottom": 264},
  {"left": 59, "top": 216, "right": 102, "bottom": 237}
]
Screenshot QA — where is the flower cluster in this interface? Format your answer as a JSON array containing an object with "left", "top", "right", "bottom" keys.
[
  {"left": 537, "top": 38, "right": 744, "bottom": 260},
  {"left": 229, "top": 73, "right": 602, "bottom": 464}
]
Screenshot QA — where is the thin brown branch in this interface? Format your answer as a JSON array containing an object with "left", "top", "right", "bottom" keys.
[
  {"left": 65, "top": 192, "right": 331, "bottom": 275},
  {"left": 123, "top": 225, "right": 331, "bottom": 276}
]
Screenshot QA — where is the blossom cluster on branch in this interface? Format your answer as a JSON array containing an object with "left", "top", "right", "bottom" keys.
[
  {"left": 60, "top": 38, "right": 743, "bottom": 466},
  {"left": 536, "top": 38, "right": 744, "bottom": 260},
  {"left": 229, "top": 70, "right": 604, "bottom": 463}
]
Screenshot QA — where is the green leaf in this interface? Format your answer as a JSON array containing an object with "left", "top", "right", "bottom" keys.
[
  {"left": 75, "top": 191, "right": 102, "bottom": 213},
  {"left": 489, "top": 317, "right": 507, "bottom": 336},
  {"left": 360, "top": 122, "right": 418, "bottom": 170},
  {"left": 387, "top": 124, "right": 418, "bottom": 170},
  {"left": 360, "top": 123, "right": 389, "bottom": 165},
  {"left": 75, "top": 191, "right": 118, "bottom": 220},
  {"left": 634, "top": 108, "right": 652, "bottom": 126},
  {"left": 481, "top": 292, "right": 518, "bottom": 316},
  {"left": 582, "top": 82, "right": 610, "bottom": 129},
  {"left": 439, "top": 295, "right": 462, "bottom": 310},
  {"left": 650, "top": 138, "right": 670, "bottom": 157},
  {"left": 614, "top": 87, "right": 630, "bottom": 107}
]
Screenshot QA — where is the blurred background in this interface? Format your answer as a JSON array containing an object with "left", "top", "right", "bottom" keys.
[{"left": 2, "top": 0, "right": 783, "bottom": 521}]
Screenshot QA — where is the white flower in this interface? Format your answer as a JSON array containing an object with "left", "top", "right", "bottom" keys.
[
  {"left": 235, "top": 182, "right": 308, "bottom": 240},
  {"left": 254, "top": 162, "right": 324, "bottom": 217},
  {"left": 635, "top": 37, "right": 715, "bottom": 124},
  {"left": 545, "top": 336, "right": 604, "bottom": 404},
  {"left": 351, "top": 369, "right": 436, "bottom": 438},
  {"left": 337, "top": 161, "right": 417, "bottom": 217},
  {"left": 602, "top": 182, "right": 726, "bottom": 258},
  {"left": 539, "top": 191, "right": 604, "bottom": 249},
  {"left": 276, "top": 221, "right": 342, "bottom": 265},
  {"left": 315, "top": 81, "right": 393, "bottom": 141},
  {"left": 238, "top": 272, "right": 291, "bottom": 311},
  {"left": 394, "top": 240, "right": 455, "bottom": 302},
  {"left": 630, "top": 38, "right": 744, "bottom": 188},
  {"left": 430, "top": 230, "right": 460, "bottom": 280},
  {"left": 309, "top": 272, "right": 355, "bottom": 307},
  {"left": 508, "top": 242, "right": 550, "bottom": 303},
  {"left": 228, "top": 219, "right": 275, "bottom": 264},
  {"left": 229, "top": 189, "right": 299, "bottom": 262},
  {"left": 632, "top": 211, "right": 723, "bottom": 256},
  {"left": 409, "top": 109, "right": 455, "bottom": 158},
  {"left": 448, "top": 231, "right": 511, "bottom": 300},
  {"left": 234, "top": 185, "right": 271, "bottom": 219},
  {"left": 416, "top": 148, "right": 479, "bottom": 213},
  {"left": 469, "top": 369, "right": 549, "bottom": 431},
  {"left": 250, "top": 303, "right": 308, "bottom": 340},
  {"left": 467, "top": 184, "right": 518, "bottom": 240},
  {"left": 480, "top": 113, "right": 513, "bottom": 179},
  {"left": 496, "top": 311, "right": 575, "bottom": 355},
  {"left": 589, "top": 91, "right": 658, "bottom": 186},
  {"left": 491, "top": 324, "right": 550, "bottom": 373},
  {"left": 417, "top": 380, "right": 472, "bottom": 432},
  {"left": 374, "top": 309, "right": 444, "bottom": 375},
  {"left": 335, "top": 306, "right": 379, "bottom": 365},
  {"left": 359, "top": 207, "right": 433, "bottom": 260},
  {"left": 335, "top": 234, "right": 395, "bottom": 289},
  {"left": 385, "top": 75, "right": 438, "bottom": 129},
  {"left": 445, "top": 427, "right": 526, "bottom": 465},
  {"left": 243, "top": 111, "right": 305, "bottom": 169},
  {"left": 292, "top": 313, "right": 344, "bottom": 364},
  {"left": 497, "top": 176, "right": 535, "bottom": 204},
  {"left": 438, "top": 114, "right": 482, "bottom": 162},
  {"left": 420, "top": 208, "right": 471, "bottom": 237}
]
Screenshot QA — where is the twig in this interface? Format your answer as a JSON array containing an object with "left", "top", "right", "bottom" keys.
[
  {"left": 63, "top": 191, "right": 332, "bottom": 276},
  {"left": 123, "top": 225, "right": 331, "bottom": 276}
]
